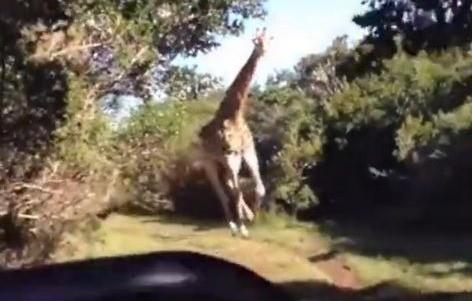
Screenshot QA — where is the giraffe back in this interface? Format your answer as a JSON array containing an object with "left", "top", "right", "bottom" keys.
[{"left": 199, "top": 117, "right": 254, "bottom": 155}]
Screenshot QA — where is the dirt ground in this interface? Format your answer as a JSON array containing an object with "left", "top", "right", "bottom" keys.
[
  {"left": 53, "top": 214, "right": 361, "bottom": 297},
  {"left": 53, "top": 213, "right": 472, "bottom": 301}
]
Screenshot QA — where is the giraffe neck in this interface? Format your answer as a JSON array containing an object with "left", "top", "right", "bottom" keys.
[{"left": 216, "top": 48, "right": 262, "bottom": 121}]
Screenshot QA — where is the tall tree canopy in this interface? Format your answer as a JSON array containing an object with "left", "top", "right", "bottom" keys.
[{"left": 355, "top": 0, "right": 472, "bottom": 53}]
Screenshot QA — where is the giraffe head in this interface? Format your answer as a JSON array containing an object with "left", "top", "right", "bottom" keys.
[{"left": 252, "top": 27, "right": 270, "bottom": 57}]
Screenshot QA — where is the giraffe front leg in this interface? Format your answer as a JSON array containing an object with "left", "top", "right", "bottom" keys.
[
  {"left": 224, "top": 153, "right": 250, "bottom": 238},
  {"left": 201, "top": 160, "right": 238, "bottom": 235},
  {"left": 224, "top": 171, "right": 254, "bottom": 223}
]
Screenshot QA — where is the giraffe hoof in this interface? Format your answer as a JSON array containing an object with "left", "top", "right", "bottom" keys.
[
  {"left": 239, "top": 224, "right": 250, "bottom": 238},
  {"left": 229, "top": 221, "right": 238, "bottom": 236},
  {"left": 255, "top": 183, "right": 266, "bottom": 199}
]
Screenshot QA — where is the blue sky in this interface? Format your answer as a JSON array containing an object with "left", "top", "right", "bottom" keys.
[{"left": 174, "top": 0, "right": 368, "bottom": 86}]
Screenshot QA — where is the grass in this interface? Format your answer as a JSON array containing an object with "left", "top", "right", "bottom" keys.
[
  {"left": 345, "top": 254, "right": 472, "bottom": 292},
  {"left": 319, "top": 219, "right": 472, "bottom": 293},
  {"left": 53, "top": 212, "right": 332, "bottom": 284},
  {"left": 53, "top": 211, "right": 472, "bottom": 297}
]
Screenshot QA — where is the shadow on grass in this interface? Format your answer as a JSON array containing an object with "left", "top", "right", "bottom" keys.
[
  {"left": 308, "top": 250, "right": 340, "bottom": 263},
  {"left": 319, "top": 217, "right": 472, "bottom": 261},
  {"left": 136, "top": 213, "right": 236, "bottom": 238},
  {"left": 312, "top": 211, "right": 472, "bottom": 290},
  {"left": 282, "top": 280, "right": 472, "bottom": 301}
]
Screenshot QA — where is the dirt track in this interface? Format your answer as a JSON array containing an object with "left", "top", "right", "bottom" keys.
[{"left": 54, "top": 214, "right": 361, "bottom": 297}]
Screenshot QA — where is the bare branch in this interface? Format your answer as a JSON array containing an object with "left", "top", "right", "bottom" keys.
[
  {"left": 51, "top": 43, "right": 102, "bottom": 59},
  {"left": 17, "top": 213, "right": 40, "bottom": 220},
  {"left": 30, "top": 43, "right": 102, "bottom": 61},
  {"left": 11, "top": 182, "right": 62, "bottom": 195}
]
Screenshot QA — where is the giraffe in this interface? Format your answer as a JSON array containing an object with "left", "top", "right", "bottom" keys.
[{"left": 192, "top": 28, "right": 269, "bottom": 238}]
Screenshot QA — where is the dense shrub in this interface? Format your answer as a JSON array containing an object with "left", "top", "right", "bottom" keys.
[
  {"left": 247, "top": 42, "right": 472, "bottom": 218},
  {"left": 114, "top": 98, "right": 221, "bottom": 213},
  {"left": 54, "top": 74, "right": 114, "bottom": 173},
  {"left": 249, "top": 87, "right": 324, "bottom": 214},
  {"left": 326, "top": 48, "right": 472, "bottom": 162}
]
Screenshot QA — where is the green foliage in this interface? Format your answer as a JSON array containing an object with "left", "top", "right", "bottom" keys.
[
  {"left": 399, "top": 98, "right": 472, "bottom": 157},
  {"left": 114, "top": 99, "right": 219, "bottom": 212},
  {"left": 108, "top": 0, "right": 266, "bottom": 57},
  {"left": 74, "top": 0, "right": 267, "bottom": 58},
  {"left": 116, "top": 101, "right": 188, "bottom": 202},
  {"left": 325, "top": 48, "right": 472, "bottom": 162},
  {"left": 250, "top": 40, "right": 472, "bottom": 213},
  {"left": 395, "top": 115, "right": 434, "bottom": 160},
  {"left": 343, "top": 1, "right": 472, "bottom": 80},
  {"left": 119, "top": 101, "right": 188, "bottom": 143},
  {"left": 434, "top": 99, "right": 472, "bottom": 134},
  {"left": 294, "top": 35, "right": 350, "bottom": 98},
  {"left": 250, "top": 87, "right": 324, "bottom": 214},
  {"left": 54, "top": 74, "right": 114, "bottom": 172},
  {"left": 266, "top": 36, "right": 350, "bottom": 98},
  {"left": 161, "top": 65, "right": 222, "bottom": 100},
  {"left": 69, "top": 0, "right": 266, "bottom": 100},
  {"left": 328, "top": 51, "right": 456, "bottom": 126},
  {"left": 355, "top": 0, "right": 472, "bottom": 53}
]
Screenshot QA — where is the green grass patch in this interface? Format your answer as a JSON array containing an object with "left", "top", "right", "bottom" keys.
[{"left": 345, "top": 253, "right": 472, "bottom": 292}]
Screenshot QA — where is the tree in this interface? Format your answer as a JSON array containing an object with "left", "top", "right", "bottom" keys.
[
  {"left": 294, "top": 35, "right": 350, "bottom": 98},
  {"left": 75, "top": 0, "right": 267, "bottom": 99},
  {"left": 265, "top": 36, "right": 351, "bottom": 98},
  {"left": 157, "top": 65, "right": 222, "bottom": 100},
  {"left": 355, "top": 0, "right": 472, "bottom": 53}
]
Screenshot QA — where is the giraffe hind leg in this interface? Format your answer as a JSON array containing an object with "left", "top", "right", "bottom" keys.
[{"left": 201, "top": 160, "right": 238, "bottom": 235}]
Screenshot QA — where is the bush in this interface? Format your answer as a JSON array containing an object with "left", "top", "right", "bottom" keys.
[
  {"left": 325, "top": 48, "right": 472, "bottom": 162},
  {"left": 246, "top": 45, "right": 472, "bottom": 217},
  {"left": 249, "top": 87, "right": 324, "bottom": 215},
  {"left": 54, "top": 74, "right": 114, "bottom": 173},
  {"left": 115, "top": 98, "right": 220, "bottom": 214}
]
